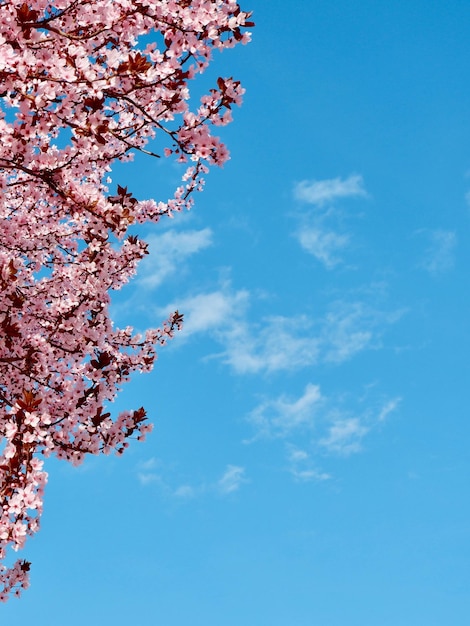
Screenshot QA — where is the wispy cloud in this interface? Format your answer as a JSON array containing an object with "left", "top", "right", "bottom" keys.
[
  {"left": 219, "top": 315, "right": 320, "bottom": 374},
  {"left": 158, "top": 285, "right": 249, "bottom": 339},
  {"left": 173, "top": 484, "right": 197, "bottom": 498},
  {"left": 136, "top": 457, "right": 164, "bottom": 486},
  {"left": 158, "top": 285, "right": 320, "bottom": 373},
  {"left": 286, "top": 445, "right": 331, "bottom": 482},
  {"left": 137, "top": 472, "right": 162, "bottom": 486},
  {"left": 136, "top": 458, "right": 247, "bottom": 498},
  {"left": 297, "top": 227, "right": 350, "bottom": 268},
  {"left": 245, "top": 384, "right": 402, "bottom": 475},
  {"left": 227, "top": 298, "right": 402, "bottom": 371},
  {"left": 217, "top": 465, "right": 247, "bottom": 494},
  {"left": 377, "top": 397, "right": 401, "bottom": 422},
  {"left": 245, "top": 384, "right": 322, "bottom": 441},
  {"left": 294, "top": 175, "right": 367, "bottom": 207},
  {"left": 321, "top": 300, "right": 404, "bottom": 363},
  {"left": 318, "top": 395, "right": 401, "bottom": 456},
  {"left": 157, "top": 284, "right": 402, "bottom": 374},
  {"left": 171, "top": 465, "right": 247, "bottom": 498},
  {"left": 418, "top": 229, "right": 456, "bottom": 275},
  {"left": 138, "top": 228, "right": 213, "bottom": 288},
  {"left": 293, "top": 174, "right": 367, "bottom": 268},
  {"left": 319, "top": 416, "right": 369, "bottom": 456}
]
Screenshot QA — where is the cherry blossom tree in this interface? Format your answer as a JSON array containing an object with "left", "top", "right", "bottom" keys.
[{"left": 0, "top": 0, "right": 252, "bottom": 600}]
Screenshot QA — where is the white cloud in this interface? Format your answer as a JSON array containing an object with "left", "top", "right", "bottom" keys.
[
  {"left": 245, "top": 383, "right": 322, "bottom": 440},
  {"left": 319, "top": 416, "right": 369, "bottom": 456},
  {"left": 288, "top": 447, "right": 309, "bottom": 463},
  {"left": 136, "top": 458, "right": 247, "bottom": 498},
  {"left": 157, "top": 284, "right": 401, "bottom": 375},
  {"left": 158, "top": 285, "right": 320, "bottom": 373},
  {"left": 293, "top": 175, "right": 367, "bottom": 267},
  {"left": 138, "top": 457, "right": 159, "bottom": 471},
  {"left": 137, "top": 471, "right": 162, "bottom": 486},
  {"left": 246, "top": 386, "right": 402, "bottom": 476},
  {"left": 173, "top": 484, "right": 197, "bottom": 498},
  {"left": 294, "top": 175, "right": 367, "bottom": 207},
  {"left": 377, "top": 397, "right": 401, "bottom": 422},
  {"left": 321, "top": 301, "right": 375, "bottom": 363},
  {"left": 217, "top": 465, "right": 246, "bottom": 494},
  {"left": 321, "top": 300, "right": 404, "bottom": 364},
  {"left": 159, "top": 286, "right": 249, "bottom": 339},
  {"left": 219, "top": 315, "right": 320, "bottom": 374},
  {"left": 138, "top": 228, "right": 213, "bottom": 288},
  {"left": 419, "top": 229, "right": 456, "bottom": 275},
  {"left": 286, "top": 445, "right": 331, "bottom": 482},
  {"left": 317, "top": 395, "right": 401, "bottom": 456},
  {"left": 297, "top": 227, "right": 350, "bottom": 268},
  {"left": 136, "top": 457, "right": 162, "bottom": 485}
]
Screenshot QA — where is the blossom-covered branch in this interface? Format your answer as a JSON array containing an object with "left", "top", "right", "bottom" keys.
[{"left": 0, "top": 0, "right": 252, "bottom": 599}]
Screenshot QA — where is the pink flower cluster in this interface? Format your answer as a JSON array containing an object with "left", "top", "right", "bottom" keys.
[{"left": 0, "top": 0, "right": 252, "bottom": 600}]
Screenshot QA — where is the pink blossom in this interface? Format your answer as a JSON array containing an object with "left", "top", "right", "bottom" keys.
[{"left": 0, "top": 0, "right": 252, "bottom": 601}]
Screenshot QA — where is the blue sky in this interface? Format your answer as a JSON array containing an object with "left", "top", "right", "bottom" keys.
[{"left": 5, "top": 1, "right": 470, "bottom": 624}]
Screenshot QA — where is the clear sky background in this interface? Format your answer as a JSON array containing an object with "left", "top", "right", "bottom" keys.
[{"left": 4, "top": 1, "right": 470, "bottom": 624}]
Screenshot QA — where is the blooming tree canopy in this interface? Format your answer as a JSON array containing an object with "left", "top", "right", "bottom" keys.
[{"left": 0, "top": 0, "right": 252, "bottom": 600}]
